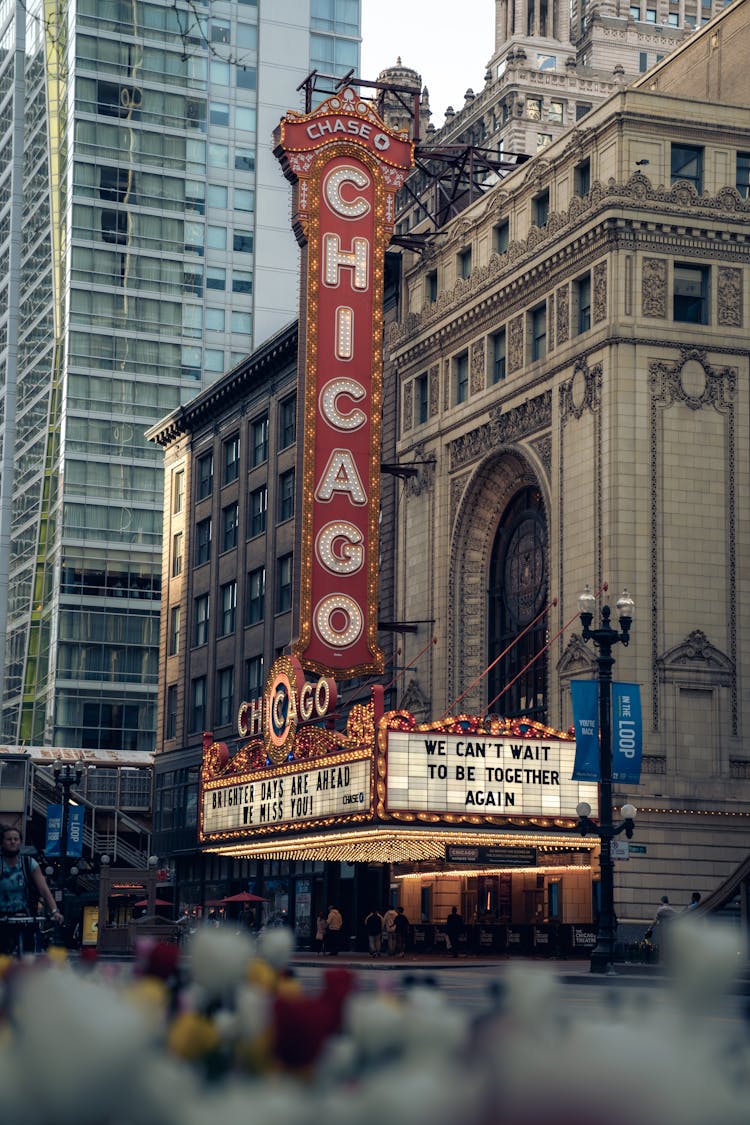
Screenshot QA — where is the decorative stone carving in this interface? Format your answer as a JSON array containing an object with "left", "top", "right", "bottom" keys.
[
  {"left": 559, "top": 360, "right": 602, "bottom": 424},
  {"left": 593, "top": 260, "right": 607, "bottom": 323},
  {"left": 547, "top": 290, "right": 555, "bottom": 350},
  {"left": 642, "top": 258, "right": 667, "bottom": 318},
  {"left": 405, "top": 440, "right": 436, "bottom": 497},
  {"left": 649, "top": 349, "right": 736, "bottom": 412},
  {"left": 399, "top": 679, "right": 430, "bottom": 723},
  {"left": 403, "top": 379, "right": 413, "bottom": 433},
  {"left": 449, "top": 391, "right": 552, "bottom": 470},
  {"left": 530, "top": 434, "right": 552, "bottom": 477},
  {"left": 556, "top": 285, "right": 569, "bottom": 344},
  {"left": 657, "top": 630, "right": 734, "bottom": 686},
  {"left": 429, "top": 363, "right": 439, "bottom": 417},
  {"left": 642, "top": 756, "right": 666, "bottom": 775},
  {"left": 508, "top": 314, "right": 524, "bottom": 374},
  {"left": 450, "top": 472, "right": 471, "bottom": 527},
  {"left": 717, "top": 266, "right": 742, "bottom": 327},
  {"left": 470, "top": 339, "right": 485, "bottom": 394}
]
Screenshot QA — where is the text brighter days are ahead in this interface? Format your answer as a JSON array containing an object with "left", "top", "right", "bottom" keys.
[
  {"left": 203, "top": 756, "right": 371, "bottom": 835},
  {"left": 386, "top": 734, "right": 599, "bottom": 818}
]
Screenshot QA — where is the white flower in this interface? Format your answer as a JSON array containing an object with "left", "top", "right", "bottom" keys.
[
  {"left": 188, "top": 926, "right": 254, "bottom": 1000},
  {"left": 256, "top": 925, "right": 295, "bottom": 969}
]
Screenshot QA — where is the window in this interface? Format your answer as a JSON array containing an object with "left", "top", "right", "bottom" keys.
[
  {"left": 252, "top": 415, "right": 269, "bottom": 466},
  {"left": 533, "top": 190, "right": 549, "bottom": 228},
  {"left": 247, "top": 566, "right": 265, "bottom": 625},
  {"left": 209, "top": 102, "right": 229, "bottom": 126},
  {"left": 194, "top": 594, "right": 209, "bottom": 647},
  {"left": 491, "top": 329, "right": 506, "bottom": 384},
  {"left": 526, "top": 97, "right": 542, "bottom": 121},
  {"left": 172, "top": 531, "right": 183, "bottom": 577},
  {"left": 279, "top": 396, "right": 296, "bottom": 448},
  {"left": 575, "top": 158, "right": 591, "bottom": 197},
  {"left": 530, "top": 304, "right": 547, "bottom": 361},
  {"left": 207, "top": 267, "right": 226, "bottom": 291},
  {"left": 206, "top": 307, "right": 225, "bottom": 332},
  {"left": 206, "top": 349, "right": 224, "bottom": 373},
  {"left": 207, "top": 226, "right": 227, "bottom": 250},
  {"left": 190, "top": 676, "right": 207, "bottom": 732},
  {"left": 220, "top": 581, "right": 237, "bottom": 635},
  {"left": 575, "top": 274, "right": 591, "bottom": 335},
  {"left": 250, "top": 486, "right": 267, "bottom": 536},
  {"left": 645, "top": 7, "right": 656, "bottom": 22},
  {"left": 629, "top": 4, "right": 640, "bottom": 17},
  {"left": 278, "top": 468, "right": 295, "bottom": 522},
  {"left": 576, "top": 103, "right": 591, "bottom": 121},
  {"left": 494, "top": 220, "right": 509, "bottom": 255},
  {"left": 195, "top": 517, "right": 212, "bottom": 566},
  {"left": 537, "top": 54, "right": 556, "bottom": 70},
  {"left": 426, "top": 269, "right": 438, "bottom": 303},
  {"left": 169, "top": 606, "right": 181, "bottom": 656},
  {"left": 237, "top": 23, "right": 258, "bottom": 49},
  {"left": 667, "top": 12, "right": 679, "bottom": 26},
  {"left": 236, "top": 66, "right": 257, "bottom": 90},
  {"left": 235, "top": 188, "right": 255, "bottom": 212},
  {"left": 639, "top": 51, "right": 649, "bottom": 73},
  {"left": 216, "top": 668, "right": 234, "bottom": 727},
  {"left": 173, "top": 470, "right": 185, "bottom": 514},
  {"left": 457, "top": 246, "right": 472, "bottom": 279},
  {"left": 197, "top": 451, "right": 213, "bottom": 499},
  {"left": 548, "top": 101, "right": 563, "bottom": 124},
  {"left": 233, "top": 271, "right": 253, "bottom": 294},
  {"left": 736, "top": 152, "right": 750, "bottom": 198},
  {"left": 454, "top": 352, "right": 469, "bottom": 405},
  {"left": 233, "top": 230, "right": 254, "bottom": 253},
  {"left": 224, "top": 435, "right": 240, "bottom": 483},
  {"left": 416, "top": 373, "right": 429, "bottom": 425},
  {"left": 222, "top": 503, "right": 238, "bottom": 551},
  {"left": 246, "top": 654, "right": 264, "bottom": 699},
  {"left": 536, "top": 134, "right": 553, "bottom": 152},
  {"left": 277, "top": 554, "right": 293, "bottom": 613},
  {"left": 208, "top": 184, "right": 228, "bottom": 208},
  {"left": 235, "top": 151, "right": 255, "bottom": 172},
  {"left": 166, "top": 685, "right": 178, "bottom": 740},
  {"left": 231, "top": 311, "right": 252, "bottom": 334},
  {"left": 673, "top": 264, "right": 709, "bottom": 324},
  {"left": 211, "top": 18, "right": 230, "bottom": 43},
  {"left": 671, "top": 144, "right": 703, "bottom": 192}
]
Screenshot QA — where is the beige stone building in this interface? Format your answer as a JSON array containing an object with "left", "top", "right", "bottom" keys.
[{"left": 387, "top": 0, "right": 750, "bottom": 929}]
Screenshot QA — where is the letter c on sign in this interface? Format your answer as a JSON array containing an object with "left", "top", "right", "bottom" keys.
[
  {"left": 314, "top": 594, "right": 363, "bottom": 648},
  {"left": 319, "top": 378, "right": 367, "bottom": 431},
  {"left": 323, "top": 165, "right": 371, "bottom": 219}
]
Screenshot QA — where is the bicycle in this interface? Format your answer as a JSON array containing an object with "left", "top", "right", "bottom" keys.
[{"left": 0, "top": 914, "right": 56, "bottom": 958}]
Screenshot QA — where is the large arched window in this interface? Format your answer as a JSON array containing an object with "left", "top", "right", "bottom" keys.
[{"left": 487, "top": 487, "right": 548, "bottom": 721}]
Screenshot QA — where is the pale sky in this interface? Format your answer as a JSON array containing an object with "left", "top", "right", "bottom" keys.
[{"left": 360, "top": 0, "right": 496, "bottom": 130}]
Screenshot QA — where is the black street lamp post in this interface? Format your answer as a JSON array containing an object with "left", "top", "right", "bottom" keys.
[
  {"left": 577, "top": 585, "right": 637, "bottom": 974},
  {"left": 52, "top": 761, "right": 84, "bottom": 935}
]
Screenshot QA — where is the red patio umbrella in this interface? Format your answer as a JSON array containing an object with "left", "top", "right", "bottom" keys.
[
  {"left": 218, "top": 892, "right": 268, "bottom": 904},
  {"left": 133, "top": 898, "right": 173, "bottom": 907}
]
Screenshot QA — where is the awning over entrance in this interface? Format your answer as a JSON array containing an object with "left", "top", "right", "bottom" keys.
[{"left": 204, "top": 826, "right": 598, "bottom": 864}]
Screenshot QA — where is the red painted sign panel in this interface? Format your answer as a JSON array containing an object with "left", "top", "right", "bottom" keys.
[{"left": 274, "top": 88, "right": 413, "bottom": 677}]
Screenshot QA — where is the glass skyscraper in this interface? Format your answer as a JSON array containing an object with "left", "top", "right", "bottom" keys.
[{"left": 0, "top": 0, "right": 360, "bottom": 750}]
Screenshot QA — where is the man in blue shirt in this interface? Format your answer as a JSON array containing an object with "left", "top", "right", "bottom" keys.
[{"left": 0, "top": 824, "right": 62, "bottom": 954}]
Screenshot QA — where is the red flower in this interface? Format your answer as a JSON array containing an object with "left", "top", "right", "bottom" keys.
[{"left": 272, "top": 968, "right": 356, "bottom": 1069}]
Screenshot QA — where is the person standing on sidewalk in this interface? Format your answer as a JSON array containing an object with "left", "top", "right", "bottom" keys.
[
  {"left": 393, "top": 905, "right": 409, "bottom": 958},
  {"left": 382, "top": 905, "right": 397, "bottom": 956},
  {"left": 445, "top": 905, "right": 463, "bottom": 957},
  {"left": 364, "top": 908, "right": 382, "bottom": 956},
  {"left": 325, "top": 904, "right": 343, "bottom": 954}
]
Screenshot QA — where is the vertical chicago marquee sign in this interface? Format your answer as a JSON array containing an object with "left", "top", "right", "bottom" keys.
[{"left": 274, "top": 89, "right": 413, "bottom": 678}]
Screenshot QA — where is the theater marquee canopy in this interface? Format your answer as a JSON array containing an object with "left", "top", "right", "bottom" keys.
[{"left": 200, "top": 679, "right": 597, "bottom": 863}]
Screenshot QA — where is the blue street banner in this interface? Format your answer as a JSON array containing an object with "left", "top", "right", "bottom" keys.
[
  {"left": 570, "top": 679, "right": 600, "bottom": 781},
  {"left": 612, "top": 682, "right": 642, "bottom": 785},
  {"left": 45, "top": 803, "right": 84, "bottom": 857}
]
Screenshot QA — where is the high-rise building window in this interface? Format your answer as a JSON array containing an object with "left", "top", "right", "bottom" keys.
[
  {"left": 194, "top": 594, "right": 210, "bottom": 647},
  {"left": 673, "top": 264, "right": 709, "bottom": 324},
  {"left": 671, "top": 144, "right": 703, "bottom": 192},
  {"left": 223, "top": 435, "right": 240, "bottom": 483},
  {"left": 234, "top": 230, "right": 254, "bottom": 253},
  {"left": 736, "top": 152, "right": 750, "bottom": 198},
  {"left": 426, "top": 269, "right": 438, "bottom": 303},
  {"left": 530, "top": 304, "right": 547, "bottom": 362},
  {"left": 454, "top": 352, "right": 469, "bottom": 405},
  {"left": 169, "top": 606, "right": 181, "bottom": 656},
  {"left": 207, "top": 267, "right": 226, "bottom": 291},
  {"left": 195, "top": 517, "right": 212, "bottom": 566},
  {"left": 277, "top": 554, "right": 293, "bottom": 613},
  {"left": 247, "top": 566, "right": 265, "bottom": 625},
  {"left": 278, "top": 468, "right": 295, "bottom": 522},
  {"left": 173, "top": 470, "right": 185, "bottom": 514},
  {"left": 246, "top": 655, "right": 264, "bottom": 700},
  {"left": 249, "top": 486, "right": 267, "bottom": 537},
  {"left": 574, "top": 158, "right": 590, "bottom": 197},
  {"left": 457, "top": 247, "right": 472, "bottom": 279},
  {"left": 166, "top": 685, "right": 178, "bottom": 740},
  {"left": 220, "top": 581, "right": 237, "bottom": 636},
  {"left": 416, "top": 373, "right": 429, "bottom": 425},
  {"left": 252, "top": 415, "right": 269, "bottom": 466},
  {"left": 279, "top": 396, "right": 297, "bottom": 448},
  {"left": 172, "top": 532, "right": 183, "bottom": 578},
  {"left": 491, "top": 329, "right": 506, "bottom": 383},
  {"left": 190, "top": 677, "right": 207, "bottom": 733},
  {"left": 575, "top": 274, "right": 592, "bottom": 335},
  {"left": 222, "top": 503, "right": 238, "bottom": 551},
  {"left": 197, "top": 451, "right": 213, "bottom": 499},
  {"left": 494, "top": 221, "right": 509, "bottom": 255},
  {"left": 533, "top": 190, "right": 549, "bottom": 228},
  {"left": 216, "top": 668, "right": 234, "bottom": 726}
]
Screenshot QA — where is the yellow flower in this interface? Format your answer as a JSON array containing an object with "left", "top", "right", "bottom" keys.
[
  {"left": 46, "top": 945, "right": 68, "bottom": 966},
  {"left": 126, "top": 977, "right": 169, "bottom": 1017},
  {"left": 275, "top": 975, "right": 302, "bottom": 1000},
  {"left": 246, "top": 958, "right": 277, "bottom": 991},
  {"left": 167, "top": 1012, "right": 221, "bottom": 1061}
]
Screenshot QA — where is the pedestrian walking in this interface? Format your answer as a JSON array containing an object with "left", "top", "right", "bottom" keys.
[
  {"left": 684, "top": 891, "right": 702, "bottom": 911},
  {"left": 0, "top": 825, "right": 62, "bottom": 955},
  {"left": 644, "top": 895, "right": 676, "bottom": 940},
  {"left": 326, "top": 904, "right": 343, "bottom": 954},
  {"left": 393, "top": 905, "right": 409, "bottom": 958},
  {"left": 364, "top": 908, "right": 383, "bottom": 956},
  {"left": 382, "top": 906, "right": 397, "bottom": 955},
  {"left": 445, "top": 905, "right": 463, "bottom": 957}
]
